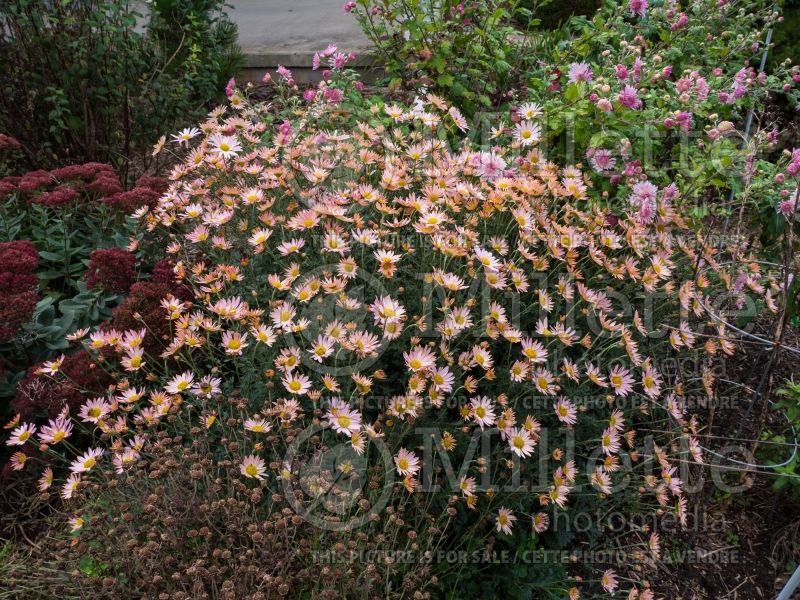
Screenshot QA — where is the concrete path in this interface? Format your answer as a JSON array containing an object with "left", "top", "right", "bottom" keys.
[{"left": 229, "top": 0, "right": 377, "bottom": 82}]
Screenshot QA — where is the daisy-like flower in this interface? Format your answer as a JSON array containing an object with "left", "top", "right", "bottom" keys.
[
  {"left": 171, "top": 127, "right": 201, "bottom": 146},
  {"left": 68, "top": 516, "right": 85, "bottom": 532},
  {"left": 9, "top": 452, "right": 27, "bottom": 470},
  {"left": 37, "top": 355, "right": 65, "bottom": 375},
  {"left": 591, "top": 467, "right": 612, "bottom": 494},
  {"left": 121, "top": 347, "right": 145, "bottom": 371},
  {"left": 240, "top": 454, "right": 267, "bottom": 480},
  {"left": 66, "top": 327, "right": 90, "bottom": 341},
  {"left": 473, "top": 246, "right": 502, "bottom": 271},
  {"left": 349, "top": 331, "right": 381, "bottom": 358},
  {"left": 38, "top": 467, "right": 54, "bottom": 491},
  {"left": 270, "top": 304, "right": 297, "bottom": 329},
  {"left": 517, "top": 102, "right": 543, "bottom": 120},
  {"left": 608, "top": 409, "right": 626, "bottom": 432},
  {"left": 370, "top": 296, "right": 407, "bottom": 326},
  {"left": 586, "top": 362, "right": 608, "bottom": 387},
  {"left": 248, "top": 228, "right": 272, "bottom": 247},
  {"left": 165, "top": 371, "right": 195, "bottom": 394},
  {"left": 70, "top": 448, "right": 104, "bottom": 473},
  {"left": 532, "top": 512, "right": 549, "bottom": 533},
  {"left": 152, "top": 135, "right": 166, "bottom": 156},
  {"left": 521, "top": 338, "right": 548, "bottom": 363},
  {"left": 554, "top": 398, "right": 578, "bottom": 426},
  {"left": 244, "top": 418, "right": 272, "bottom": 433},
  {"left": 600, "top": 427, "right": 621, "bottom": 455},
  {"left": 350, "top": 430, "right": 367, "bottom": 455},
  {"left": 325, "top": 399, "right": 362, "bottom": 436},
  {"left": 513, "top": 120, "right": 541, "bottom": 146},
  {"left": 209, "top": 133, "right": 242, "bottom": 159},
  {"left": 641, "top": 363, "right": 662, "bottom": 398},
  {"left": 38, "top": 417, "right": 73, "bottom": 445},
  {"left": 394, "top": 447, "right": 421, "bottom": 477},
  {"left": 117, "top": 387, "right": 145, "bottom": 405},
  {"left": 548, "top": 484, "right": 570, "bottom": 508},
  {"left": 221, "top": 330, "right": 249, "bottom": 355},
  {"left": 61, "top": 474, "right": 82, "bottom": 499},
  {"left": 600, "top": 569, "right": 618, "bottom": 593},
  {"left": 649, "top": 532, "right": 661, "bottom": 559},
  {"left": 251, "top": 325, "right": 277, "bottom": 346},
  {"left": 113, "top": 448, "right": 140, "bottom": 474},
  {"left": 458, "top": 475, "right": 477, "bottom": 497},
  {"left": 282, "top": 373, "right": 312, "bottom": 396},
  {"left": 79, "top": 398, "right": 112, "bottom": 424},
  {"left": 277, "top": 238, "right": 306, "bottom": 255},
  {"left": 507, "top": 427, "right": 535, "bottom": 458},
  {"left": 533, "top": 368, "right": 558, "bottom": 395},
  {"left": 609, "top": 365, "right": 634, "bottom": 396},
  {"left": 241, "top": 187, "right": 264, "bottom": 205},
  {"left": 431, "top": 366, "right": 455, "bottom": 392},
  {"left": 404, "top": 345, "right": 436, "bottom": 372},
  {"left": 191, "top": 375, "right": 222, "bottom": 398},
  {"left": 470, "top": 396, "right": 497, "bottom": 429},
  {"left": 509, "top": 360, "right": 530, "bottom": 382},
  {"left": 496, "top": 507, "right": 517, "bottom": 535},
  {"left": 309, "top": 335, "right": 336, "bottom": 362},
  {"left": 6, "top": 423, "right": 36, "bottom": 446}
]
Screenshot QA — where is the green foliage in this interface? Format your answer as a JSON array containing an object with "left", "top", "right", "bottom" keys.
[
  {"left": 352, "top": 0, "right": 551, "bottom": 116},
  {"left": 770, "top": 0, "right": 800, "bottom": 71},
  {"left": 517, "top": 0, "right": 601, "bottom": 30},
  {"left": 0, "top": 0, "right": 242, "bottom": 181},
  {"left": 762, "top": 380, "right": 800, "bottom": 497}
]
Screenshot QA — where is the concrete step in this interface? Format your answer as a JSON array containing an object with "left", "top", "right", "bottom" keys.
[{"left": 230, "top": 0, "right": 381, "bottom": 83}]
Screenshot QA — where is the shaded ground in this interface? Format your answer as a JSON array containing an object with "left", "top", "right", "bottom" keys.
[{"left": 652, "top": 316, "right": 800, "bottom": 599}]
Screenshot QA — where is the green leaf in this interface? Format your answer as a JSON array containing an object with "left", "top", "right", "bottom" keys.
[
  {"left": 564, "top": 84, "right": 580, "bottom": 102},
  {"left": 436, "top": 74, "right": 455, "bottom": 88}
]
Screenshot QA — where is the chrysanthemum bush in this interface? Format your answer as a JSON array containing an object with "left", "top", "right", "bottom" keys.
[{"left": 3, "top": 83, "right": 787, "bottom": 598}]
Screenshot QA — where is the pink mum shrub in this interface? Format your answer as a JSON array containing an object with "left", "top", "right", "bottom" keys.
[{"left": 4, "top": 87, "right": 785, "bottom": 597}]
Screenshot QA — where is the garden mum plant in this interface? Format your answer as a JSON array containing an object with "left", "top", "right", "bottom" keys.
[{"left": 3, "top": 80, "right": 786, "bottom": 598}]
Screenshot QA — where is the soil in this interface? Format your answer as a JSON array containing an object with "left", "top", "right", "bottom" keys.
[{"left": 651, "top": 316, "right": 800, "bottom": 599}]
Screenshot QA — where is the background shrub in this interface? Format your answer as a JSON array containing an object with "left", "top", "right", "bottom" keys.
[
  {"left": 518, "top": 0, "right": 601, "bottom": 29},
  {"left": 0, "top": 0, "right": 242, "bottom": 181}
]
